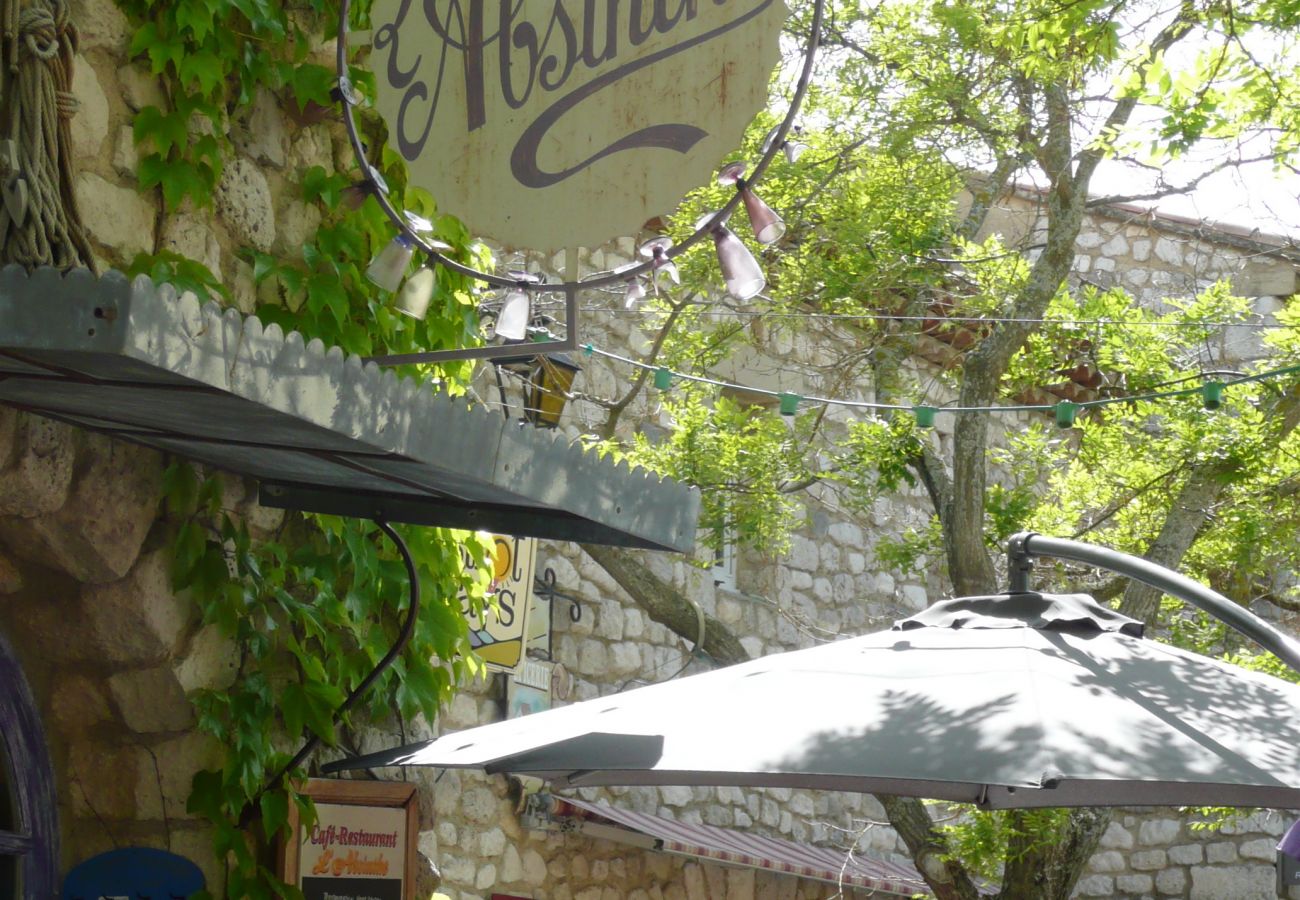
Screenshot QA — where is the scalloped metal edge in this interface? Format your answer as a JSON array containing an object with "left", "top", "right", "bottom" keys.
[{"left": 0, "top": 266, "right": 699, "bottom": 549}]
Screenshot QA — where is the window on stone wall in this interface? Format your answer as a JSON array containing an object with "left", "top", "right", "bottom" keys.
[{"left": 712, "top": 529, "right": 738, "bottom": 591}]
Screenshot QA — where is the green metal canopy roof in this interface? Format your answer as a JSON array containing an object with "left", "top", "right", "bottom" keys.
[{"left": 0, "top": 267, "right": 699, "bottom": 552}]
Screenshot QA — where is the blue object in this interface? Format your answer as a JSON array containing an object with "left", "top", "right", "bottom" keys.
[{"left": 62, "top": 847, "right": 205, "bottom": 899}]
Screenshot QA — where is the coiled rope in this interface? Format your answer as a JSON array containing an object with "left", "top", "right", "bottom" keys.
[{"left": 0, "top": 0, "right": 94, "bottom": 271}]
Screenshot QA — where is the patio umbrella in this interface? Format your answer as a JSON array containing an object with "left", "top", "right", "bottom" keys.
[{"left": 326, "top": 591, "right": 1300, "bottom": 810}]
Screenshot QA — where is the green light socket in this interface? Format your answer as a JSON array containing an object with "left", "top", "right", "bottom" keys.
[
  {"left": 1202, "top": 381, "right": 1225, "bottom": 410},
  {"left": 778, "top": 393, "right": 801, "bottom": 416},
  {"left": 653, "top": 367, "right": 673, "bottom": 390},
  {"left": 913, "top": 406, "right": 937, "bottom": 428},
  {"left": 1054, "top": 401, "right": 1078, "bottom": 429}
]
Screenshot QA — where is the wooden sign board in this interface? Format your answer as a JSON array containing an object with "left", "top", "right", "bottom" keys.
[
  {"left": 369, "top": 0, "right": 788, "bottom": 251},
  {"left": 281, "top": 779, "right": 418, "bottom": 900}
]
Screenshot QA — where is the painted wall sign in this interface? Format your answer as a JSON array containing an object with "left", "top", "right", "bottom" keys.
[
  {"left": 460, "top": 534, "right": 537, "bottom": 671},
  {"left": 280, "top": 780, "right": 418, "bottom": 900},
  {"left": 368, "top": 0, "right": 788, "bottom": 251}
]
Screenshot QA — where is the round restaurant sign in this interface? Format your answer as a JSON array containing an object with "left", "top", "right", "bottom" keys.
[{"left": 369, "top": 0, "right": 788, "bottom": 252}]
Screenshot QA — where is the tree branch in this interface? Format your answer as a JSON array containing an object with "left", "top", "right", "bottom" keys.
[{"left": 581, "top": 543, "right": 752, "bottom": 667}]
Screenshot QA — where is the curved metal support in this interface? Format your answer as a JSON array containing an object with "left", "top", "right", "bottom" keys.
[
  {"left": 242, "top": 518, "right": 420, "bottom": 824},
  {"left": 1007, "top": 531, "right": 1300, "bottom": 676}
]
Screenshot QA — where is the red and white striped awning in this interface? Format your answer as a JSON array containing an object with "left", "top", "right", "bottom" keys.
[{"left": 551, "top": 796, "right": 929, "bottom": 897}]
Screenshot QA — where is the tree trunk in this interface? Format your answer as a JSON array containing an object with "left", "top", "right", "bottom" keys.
[
  {"left": 999, "top": 808, "right": 1110, "bottom": 898},
  {"left": 1121, "top": 385, "right": 1300, "bottom": 624},
  {"left": 879, "top": 795, "right": 982, "bottom": 900}
]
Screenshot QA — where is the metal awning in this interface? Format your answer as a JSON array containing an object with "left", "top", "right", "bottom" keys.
[
  {"left": 550, "top": 796, "right": 929, "bottom": 896},
  {"left": 0, "top": 267, "right": 698, "bottom": 551}
]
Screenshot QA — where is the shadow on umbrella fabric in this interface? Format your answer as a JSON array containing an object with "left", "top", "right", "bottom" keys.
[{"left": 325, "top": 592, "right": 1300, "bottom": 811}]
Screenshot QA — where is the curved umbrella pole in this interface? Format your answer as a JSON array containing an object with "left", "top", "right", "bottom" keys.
[
  {"left": 1007, "top": 531, "right": 1300, "bottom": 857},
  {"left": 1006, "top": 531, "right": 1300, "bottom": 678}
]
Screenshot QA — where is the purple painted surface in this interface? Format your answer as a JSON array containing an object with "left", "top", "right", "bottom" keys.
[{"left": 0, "top": 627, "right": 58, "bottom": 897}]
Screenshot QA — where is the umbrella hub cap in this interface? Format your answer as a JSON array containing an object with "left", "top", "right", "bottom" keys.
[{"left": 894, "top": 591, "right": 1145, "bottom": 637}]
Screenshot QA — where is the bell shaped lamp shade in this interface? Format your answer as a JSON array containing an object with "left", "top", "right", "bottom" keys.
[
  {"left": 614, "top": 262, "right": 647, "bottom": 308},
  {"left": 496, "top": 289, "right": 531, "bottom": 341},
  {"left": 624, "top": 279, "right": 647, "bottom": 308},
  {"left": 763, "top": 124, "right": 808, "bottom": 164},
  {"left": 366, "top": 235, "right": 414, "bottom": 292},
  {"left": 638, "top": 236, "right": 680, "bottom": 290},
  {"left": 395, "top": 267, "right": 436, "bottom": 319},
  {"left": 495, "top": 271, "right": 541, "bottom": 342},
  {"left": 718, "top": 162, "right": 785, "bottom": 245},
  {"left": 696, "top": 212, "right": 766, "bottom": 301}
]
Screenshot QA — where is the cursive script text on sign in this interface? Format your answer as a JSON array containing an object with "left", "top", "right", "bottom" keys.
[{"left": 369, "top": 0, "right": 786, "bottom": 250}]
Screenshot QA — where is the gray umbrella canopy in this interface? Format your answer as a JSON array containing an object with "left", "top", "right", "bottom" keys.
[{"left": 327, "top": 592, "right": 1300, "bottom": 810}]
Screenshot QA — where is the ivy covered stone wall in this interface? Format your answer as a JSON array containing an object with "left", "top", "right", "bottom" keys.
[{"left": 0, "top": 0, "right": 1298, "bottom": 896}]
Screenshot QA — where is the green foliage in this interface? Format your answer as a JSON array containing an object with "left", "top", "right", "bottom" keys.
[
  {"left": 126, "top": 249, "right": 229, "bottom": 303},
  {"left": 248, "top": 170, "right": 481, "bottom": 370},
  {"left": 163, "top": 461, "right": 488, "bottom": 896},
  {"left": 940, "top": 808, "right": 1077, "bottom": 882},
  {"left": 120, "top": 0, "right": 349, "bottom": 210},
  {"left": 628, "top": 390, "right": 806, "bottom": 554},
  {"left": 115, "top": 0, "right": 495, "bottom": 894}
]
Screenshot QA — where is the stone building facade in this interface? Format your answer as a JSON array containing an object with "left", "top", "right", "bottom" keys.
[{"left": 1, "top": 0, "right": 1299, "bottom": 897}]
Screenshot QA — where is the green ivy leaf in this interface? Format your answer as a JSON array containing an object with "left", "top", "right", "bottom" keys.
[
  {"left": 260, "top": 790, "right": 290, "bottom": 839},
  {"left": 180, "top": 52, "right": 226, "bottom": 97},
  {"left": 172, "top": 520, "right": 208, "bottom": 588},
  {"left": 176, "top": 1, "right": 215, "bottom": 43},
  {"left": 288, "top": 63, "right": 336, "bottom": 111},
  {"left": 187, "top": 768, "right": 227, "bottom": 820}
]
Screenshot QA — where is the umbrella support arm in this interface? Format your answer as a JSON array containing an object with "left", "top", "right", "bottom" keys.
[{"left": 1006, "top": 531, "right": 1300, "bottom": 675}]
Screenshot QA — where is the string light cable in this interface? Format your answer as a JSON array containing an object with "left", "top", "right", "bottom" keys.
[
  {"left": 579, "top": 343, "right": 1300, "bottom": 425},
  {"left": 575, "top": 302, "right": 1299, "bottom": 330}
]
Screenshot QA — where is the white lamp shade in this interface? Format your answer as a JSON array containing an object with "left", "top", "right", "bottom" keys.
[
  {"left": 496, "top": 290, "right": 531, "bottom": 341},
  {"left": 366, "top": 236, "right": 413, "bottom": 292},
  {"left": 395, "top": 267, "right": 436, "bottom": 319}
]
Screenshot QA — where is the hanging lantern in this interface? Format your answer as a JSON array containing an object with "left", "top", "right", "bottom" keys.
[
  {"left": 495, "top": 271, "right": 541, "bottom": 342},
  {"left": 1054, "top": 401, "right": 1079, "bottom": 429},
  {"left": 913, "top": 406, "right": 937, "bottom": 428},
  {"left": 1202, "top": 381, "right": 1225, "bottom": 410},
  {"left": 492, "top": 353, "right": 582, "bottom": 428},
  {"left": 395, "top": 267, "right": 436, "bottom": 319},
  {"left": 615, "top": 262, "right": 648, "bottom": 307},
  {"left": 763, "top": 124, "right": 808, "bottom": 164}
]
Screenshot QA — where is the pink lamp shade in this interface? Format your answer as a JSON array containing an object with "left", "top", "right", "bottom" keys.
[
  {"left": 638, "top": 236, "right": 680, "bottom": 289},
  {"left": 717, "top": 162, "right": 785, "bottom": 245},
  {"left": 624, "top": 280, "right": 647, "bottom": 308},
  {"left": 366, "top": 235, "right": 414, "bottom": 292},
  {"left": 696, "top": 212, "right": 765, "bottom": 301}
]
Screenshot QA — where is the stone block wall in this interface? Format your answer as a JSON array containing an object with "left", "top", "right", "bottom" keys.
[
  {"left": 1, "top": 1, "right": 1298, "bottom": 895},
  {"left": 1078, "top": 810, "right": 1299, "bottom": 900},
  {"left": 0, "top": 406, "right": 213, "bottom": 883}
]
